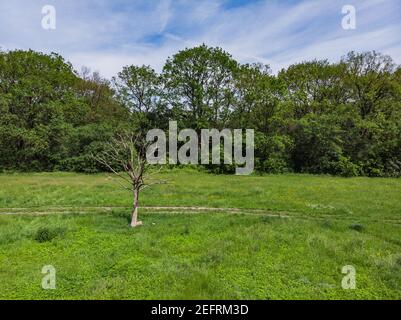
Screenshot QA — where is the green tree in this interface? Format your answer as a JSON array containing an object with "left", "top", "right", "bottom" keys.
[
  {"left": 163, "top": 44, "right": 238, "bottom": 131},
  {"left": 0, "top": 50, "right": 84, "bottom": 170},
  {"left": 113, "top": 65, "right": 168, "bottom": 133}
]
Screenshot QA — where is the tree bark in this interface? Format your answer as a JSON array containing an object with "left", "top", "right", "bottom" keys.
[{"left": 130, "top": 188, "right": 142, "bottom": 227}]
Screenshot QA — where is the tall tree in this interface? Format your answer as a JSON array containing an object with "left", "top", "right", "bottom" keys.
[
  {"left": 113, "top": 65, "right": 168, "bottom": 132},
  {"left": 341, "top": 51, "right": 396, "bottom": 118},
  {"left": 278, "top": 60, "right": 345, "bottom": 118},
  {"left": 0, "top": 50, "right": 84, "bottom": 170},
  {"left": 162, "top": 44, "right": 238, "bottom": 131}
]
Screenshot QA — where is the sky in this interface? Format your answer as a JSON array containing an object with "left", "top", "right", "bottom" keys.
[{"left": 0, "top": 0, "right": 400, "bottom": 79}]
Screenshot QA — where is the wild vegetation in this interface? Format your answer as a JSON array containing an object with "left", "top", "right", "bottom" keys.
[
  {"left": 0, "top": 45, "right": 400, "bottom": 300},
  {"left": 0, "top": 170, "right": 400, "bottom": 299},
  {"left": 1, "top": 46, "right": 400, "bottom": 177}
]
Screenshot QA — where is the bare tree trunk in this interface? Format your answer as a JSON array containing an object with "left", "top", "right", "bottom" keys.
[{"left": 130, "top": 188, "right": 142, "bottom": 227}]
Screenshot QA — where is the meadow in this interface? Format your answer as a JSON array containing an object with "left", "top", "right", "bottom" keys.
[{"left": 0, "top": 168, "right": 400, "bottom": 299}]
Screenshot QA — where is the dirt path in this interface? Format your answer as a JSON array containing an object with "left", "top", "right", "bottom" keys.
[
  {"left": 1, "top": 205, "right": 400, "bottom": 224},
  {"left": 0, "top": 205, "right": 291, "bottom": 216}
]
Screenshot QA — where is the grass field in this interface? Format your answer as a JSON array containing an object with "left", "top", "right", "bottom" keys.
[{"left": 0, "top": 168, "right": 400, "bottom": 299}]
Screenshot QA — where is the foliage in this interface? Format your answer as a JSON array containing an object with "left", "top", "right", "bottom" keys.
[
  {"left": 163, "top": 44, "right": 239, "bottom": 131},
  {"left": 0, "top": 50, "right": 128, "bottom": 172},
  {"left": 34, "top": 226, "right": 66, "bottom": 243},
  {"left": 1, "top": 47, "right": 400, "bottom": 176}
]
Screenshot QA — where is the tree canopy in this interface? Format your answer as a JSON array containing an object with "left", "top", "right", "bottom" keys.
[{"left": 1, "top": 46, "right": 400, "bottom": 177}]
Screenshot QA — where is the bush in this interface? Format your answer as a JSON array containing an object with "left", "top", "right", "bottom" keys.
[
  {"left": 332, "top": 156, "right": 361, "bottom": 177},
  {"left": 348, "top": 224, "right": 364, "bottom": 232},
  {"left": 260, "top": 157, "right": 291, "bottom": 174},
  {"left": 255, "top": 134, "right": 293, "bottom": 174},
  {"left": 384, "top": 159, "right": 401, "bottom": 178},
  {"left": 34, "top": 227, "right": 66, "bottom": 243},
  {"left": 291, "top": 115, "right": 344, "bottom": 174}
]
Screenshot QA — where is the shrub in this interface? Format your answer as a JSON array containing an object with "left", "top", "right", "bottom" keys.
[
  {"left": 333, "top": 156, "right": 361, "bottom": 177},
  {"left": 34, "top": 227, "right": 66, "bottom": 243},
  {"left": 261, "top": 157, "right": 290, "bottom": 174},
  {"left": 255, "top": 134, "right": 293, "bottom": 174},
  {"left": 348, "top": 224, "right": 364, "bottom": 232},
  {"left": 35, "top": 227, "right": 54, "bottom": 243},
  {"left": 260, "top": 216, "right": 278, "bottom": 224}
]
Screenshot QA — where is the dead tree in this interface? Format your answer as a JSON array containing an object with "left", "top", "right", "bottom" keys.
[{"left": 93, "top": 132, "right": 164, "bottom": 227}]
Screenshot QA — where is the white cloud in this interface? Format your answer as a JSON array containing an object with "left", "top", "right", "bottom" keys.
[{"left": 0, "top": 0, "right": 400, "bottom": 78}]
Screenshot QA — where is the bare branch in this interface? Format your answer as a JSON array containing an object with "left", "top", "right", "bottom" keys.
[{"left": 92, "top": 131, "right": 167, "bottom": 227}]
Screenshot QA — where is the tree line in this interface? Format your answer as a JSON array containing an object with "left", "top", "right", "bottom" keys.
[{"left": 1, "top": 45, "right": 400, "bottom": 177}]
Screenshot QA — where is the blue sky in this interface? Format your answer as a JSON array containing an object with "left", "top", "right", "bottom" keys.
[{"left": 0, "top": 0, "right": 400, "bottom": 78}]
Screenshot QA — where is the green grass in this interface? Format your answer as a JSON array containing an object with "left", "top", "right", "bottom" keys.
[
  {"left": 0, "top": 168, "right": 400, "bottom": 299},
  {"left": 1, "top": 168, "right": 400, "bottom": 220}
]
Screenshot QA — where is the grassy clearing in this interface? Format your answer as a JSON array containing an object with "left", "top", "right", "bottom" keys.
[
  {"left": 1, "top": 168, "right": 400, "bottom": 220},
  {"left": 0, "top": 169, "right": 400, "bottom": 299},
  {"left": 1, "top": 212, "right": 401, "bottom": 300}
]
